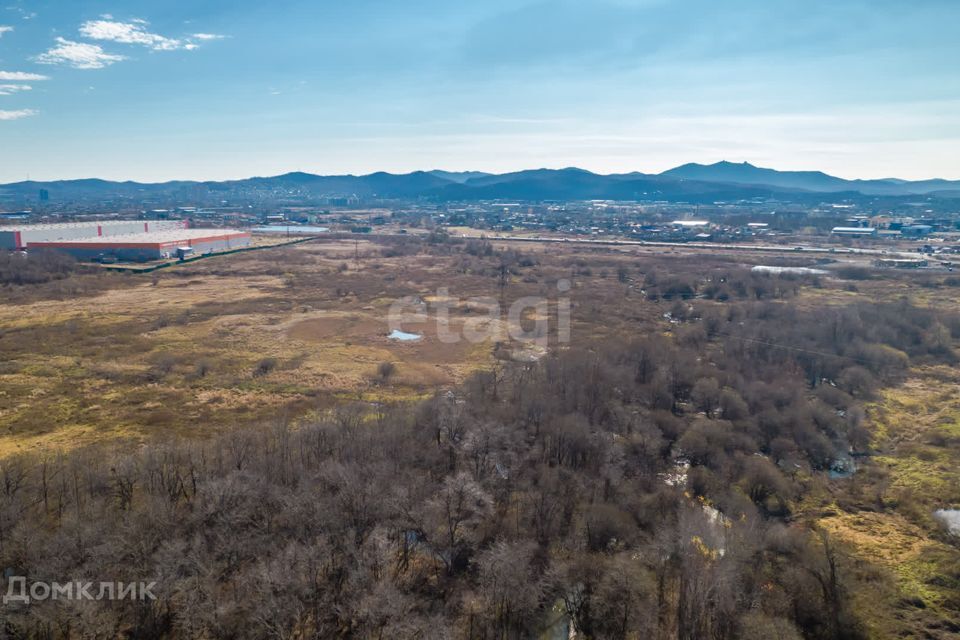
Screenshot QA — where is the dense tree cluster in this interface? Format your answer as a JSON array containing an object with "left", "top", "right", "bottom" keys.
[
  {"left": 1, "top": 292, "right": 957, "bottom": 638},
  {"left": 0, "top": 250, "right": 78, "bottom": 287},
  {"left": 643, "top": 268, "right": 809, "bottom": 302}
]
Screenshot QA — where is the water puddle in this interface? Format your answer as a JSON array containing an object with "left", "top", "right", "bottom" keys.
[
  {"left": 752, "top": 265, "right": 827, "bottom": 275},
  {"left": 829, "top": 455, "right": 858, "bottom": 479},
  {"left": 388, "top": 329, "right": 423, "bottom": 342},
  {"left": 934, "top": 509, "right": 960, "bottom": 536}
]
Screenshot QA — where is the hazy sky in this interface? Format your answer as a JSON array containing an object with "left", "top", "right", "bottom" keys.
[{"left": 0, "top": 0, "right": 958, "bottom": 182}]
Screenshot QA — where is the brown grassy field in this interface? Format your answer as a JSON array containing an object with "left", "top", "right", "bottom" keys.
[
  {"left": 0, "top": 237, "right": 672, "bottom": 456},
  {"left": 806, "top": 364, "right": 960, "bottom": 636}
]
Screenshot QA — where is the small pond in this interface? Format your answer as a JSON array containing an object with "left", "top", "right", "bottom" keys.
[
  {"left": 752, "top": 265, "right": 828, "bottom": 275},
  {"left": 829, "top": 456, "right": 858, "bottom": 479},
  {"left": 934, "top": 509, "right": 960, "bottom": 536},
  {"left": 388, "top": 329, "right": 422, "bottom": 342}
]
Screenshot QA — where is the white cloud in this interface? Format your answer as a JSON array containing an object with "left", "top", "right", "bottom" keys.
[
  {"left": 0, "top": 109, "right": 37, "bottom": 121},
  {"left": 0, "top": 71, "right": 49, "bottom": 81},
  {"left": 36, "top": 38, "right": 126, "bottom": 69},
  {"left": 0, "top": 84, "right": 31, "bottom": 95},
  {"left": 80, "top": 19, "right": 184, "bottom": 51},
  {"left": 0, "top": 26, "right": 13, "bottom": 37},
  {"left": 77, "top": 20, "right": 226, "bottom": 52}
]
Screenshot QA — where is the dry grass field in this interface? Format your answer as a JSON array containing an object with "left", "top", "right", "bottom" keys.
[
  {"left": 0, "top": 237, "right": 669, "bottom": 456},
  {"left": 809, "top": 364, "right": 960, "bottom": 636}
]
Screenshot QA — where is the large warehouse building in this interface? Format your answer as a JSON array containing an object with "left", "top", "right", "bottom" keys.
[
  {"left": 0, "top": 220, "right": 188, "bottom": 250},
  {"left": 27, "top": 229, "right": 251, "bottom": 262}
]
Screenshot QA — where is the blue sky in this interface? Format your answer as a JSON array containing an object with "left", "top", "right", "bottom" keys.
[{"left": 0, "top": 0, "right": 958, "bottom": 182}]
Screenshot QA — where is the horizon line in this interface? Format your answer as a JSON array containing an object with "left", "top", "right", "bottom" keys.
[{"left": 4, "top": 161, "right": 960, "bottom": 186}]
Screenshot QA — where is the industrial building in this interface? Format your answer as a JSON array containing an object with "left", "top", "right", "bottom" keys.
[
  {"left": 901, "top": 224, "right": 934, "bottom": 237},
  {"left": 831, "top": 227, "right": 877, "bottom": 237},
  {"left": 27, "top": 229, "right": 251, "bottom": 262},
  {"left": 874, "top": 258, "right": 929, "bottom": 269},
  {"left": 0, "top": 220, "right": 188, "bottom": 250}
]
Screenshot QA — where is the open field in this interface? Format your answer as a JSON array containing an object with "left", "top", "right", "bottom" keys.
[
  {"left": 808, "top": 364, "right": 960, "bottom": 636},
  {"left": 0, "top": 239, "right": 493, "bottom": 455},
  {"left": 0, "top": 236, "right": 675, "bottom": 455}
]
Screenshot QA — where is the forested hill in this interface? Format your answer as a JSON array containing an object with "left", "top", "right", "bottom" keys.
[{"left": 3, "top": 163, "right": 960, "bottom": 204}]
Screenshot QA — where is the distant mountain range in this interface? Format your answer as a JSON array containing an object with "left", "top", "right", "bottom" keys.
[
  {"left": 661, "top": 161, "right": 960, "bottom": 196},
  {"left": 2, "top": 162, "right": 959, "bottom": 205}
]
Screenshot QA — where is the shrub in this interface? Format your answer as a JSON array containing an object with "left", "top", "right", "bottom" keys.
[{"left": 253, "top": 357, "right": 278, "bottom": 377}]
